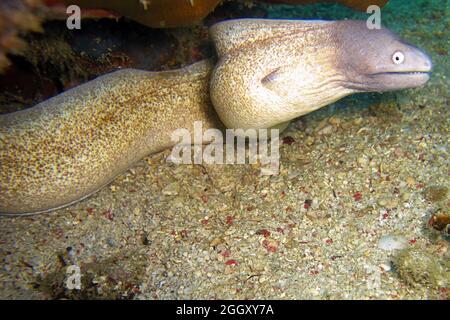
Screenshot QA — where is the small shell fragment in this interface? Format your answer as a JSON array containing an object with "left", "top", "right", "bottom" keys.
[{"left": 378, "top": 235, "right": 408, "bottom": 251}]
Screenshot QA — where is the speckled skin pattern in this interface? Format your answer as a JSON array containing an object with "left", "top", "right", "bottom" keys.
[
  {"left": 0, "top": 60, "right": 222, "bottom": 214},
  {"left": 0, "top": 19, "right": 431, "bottom": 215},
  {"left": 210, "top": 19, "right": 351, "bottom": 129}
]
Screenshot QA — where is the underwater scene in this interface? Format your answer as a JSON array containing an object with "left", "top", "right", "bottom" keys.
[{"left": 0, "top": 0, "right": 448, "bottom": 300}]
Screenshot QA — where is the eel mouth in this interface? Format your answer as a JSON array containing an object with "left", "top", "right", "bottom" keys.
[
  {"left": 364, "top": 69, "right": 431, "bottom": 90},
  {"left": 371, "top": 71, "right": 430, "bottom": 76}
]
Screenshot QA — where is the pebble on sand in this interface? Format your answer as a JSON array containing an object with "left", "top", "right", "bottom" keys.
[{"left": 378, "top": 235, "right": 409, "bottom": 251}]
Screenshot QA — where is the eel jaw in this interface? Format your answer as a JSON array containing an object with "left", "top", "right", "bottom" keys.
[
  {"left": 367, "top": 70, "right": 431, "bottom": 90},
  {"left": 369, "top": 71, "right": 430, "bottom": 91},
  {"left": 346, "top": 66, "right": 432, "bottom": 92}
]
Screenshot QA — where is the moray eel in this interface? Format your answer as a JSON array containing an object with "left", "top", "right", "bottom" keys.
[{"left": 0, "top": 19, "right": 432, "bottom": 215}]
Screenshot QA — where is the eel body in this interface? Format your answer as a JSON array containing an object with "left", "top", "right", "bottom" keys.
[
  {"left": 0, "top": 19, "right": 432, "bottom": 215},
  {"left": 0, "top": 60, "right": 222, "bottom": 214}
]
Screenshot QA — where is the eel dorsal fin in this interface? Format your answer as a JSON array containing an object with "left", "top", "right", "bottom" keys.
[{"left": 209, "top": 18, "right": 334, "bottom": 58}]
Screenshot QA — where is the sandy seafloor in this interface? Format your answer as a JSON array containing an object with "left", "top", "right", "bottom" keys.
[{"left": 0, "top": 0, "right": 448, "bottom": 299}]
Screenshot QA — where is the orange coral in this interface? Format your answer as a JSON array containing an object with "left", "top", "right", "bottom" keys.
[
  {"left": 339, "top": 0, "right": 389, "bottom": 10},
  {"left": 55, "top": 0, "right": 223, "bottom": 28}
]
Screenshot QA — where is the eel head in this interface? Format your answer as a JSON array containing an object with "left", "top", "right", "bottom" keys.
[{"left": 334, "top": 20, "right": 432, "bottom": 92}]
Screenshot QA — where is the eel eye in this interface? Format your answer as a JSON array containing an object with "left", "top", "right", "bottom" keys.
[{"left": 392, "top": 51, "right": 405, "bottom": 64}]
